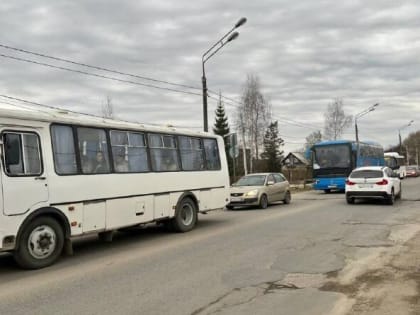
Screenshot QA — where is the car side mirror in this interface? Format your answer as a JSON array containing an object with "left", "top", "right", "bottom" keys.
[{"left": 267, "top": 180, "right": 275, "bottom": 186}]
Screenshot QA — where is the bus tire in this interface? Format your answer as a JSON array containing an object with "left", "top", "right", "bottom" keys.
[
  {"left": 14, "top": 216, "right": 64, "bottom": 269},
  {"left": 171, "top": 197, "right": 197, "bottom": 233}
]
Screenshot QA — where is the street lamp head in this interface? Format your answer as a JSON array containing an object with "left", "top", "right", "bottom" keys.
[
  {"left": 235, "top": 17, "right": 247, "bottom": 28},
  {"left": 227, "top": 31, "right": 239, "bottom": 42}
]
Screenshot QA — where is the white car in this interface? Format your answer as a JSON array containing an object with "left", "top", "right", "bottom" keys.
[{"left": 345, "top": 166, "right": 401, "bottom": 205}]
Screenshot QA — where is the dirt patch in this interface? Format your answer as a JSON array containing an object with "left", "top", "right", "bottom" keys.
[{"left": 322, "top": 232, "right": 420, "bottom": 315}]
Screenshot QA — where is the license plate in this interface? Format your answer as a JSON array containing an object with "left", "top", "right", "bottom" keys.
[
  {"left": 328, "top": 185, "right": 337, "bottom": 188},
  {"left": 358, "top": 184, "right": 373, "bottom": 188},
  {"left": 231, "top": 197, "right": 243, "bottom": 202}
]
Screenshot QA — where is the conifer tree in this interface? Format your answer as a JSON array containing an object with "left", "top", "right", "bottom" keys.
[
  {"left": 261, "top": 121, "right": 284, "bottom": 171},
  {"left": 212, "top": 93, "right": 234, "bottom": 177},
  {"left": 213, "top": 92, "right": 230, "bottom": 137}
]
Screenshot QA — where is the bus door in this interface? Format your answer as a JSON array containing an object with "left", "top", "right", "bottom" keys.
[{"left": 1, "top": 130, "right": 49, "bottom": 215}]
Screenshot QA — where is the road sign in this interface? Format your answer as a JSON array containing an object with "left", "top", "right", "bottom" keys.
[{"left": 229, "top": 146, "right": 239, "bottom": 158}]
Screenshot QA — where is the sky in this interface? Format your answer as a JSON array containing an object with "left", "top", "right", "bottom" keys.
[{"left": 1, "top": 0, "right": 419, "bottom": 153}]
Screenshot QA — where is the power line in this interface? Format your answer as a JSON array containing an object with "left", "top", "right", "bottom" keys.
[
  {"left": 0, "top": 53, "right": 202, "bottom": 97},
  {"left": 0, "top": 94, "right": 206, "bottom": 130},
  {"left": 0, "top": 43, "right": 201, "bottom": 91}
]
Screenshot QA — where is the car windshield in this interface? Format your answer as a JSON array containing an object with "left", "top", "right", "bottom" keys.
[
  {"left": 350, "top": 170, "right": 383, "bottom": 178},
  {"left": 407, "top": 166, "right": 417, "bottom": 170},
  {"left": 233, "top": 175, "right": 266, "bottom": 186}
]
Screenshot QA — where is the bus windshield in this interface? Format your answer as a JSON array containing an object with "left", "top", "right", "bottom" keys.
[{"left": 313, "top": 144, "right": 351, "bottom": 169}]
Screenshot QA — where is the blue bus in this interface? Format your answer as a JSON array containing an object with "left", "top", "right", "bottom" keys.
[{"left": 311, "top": 140, "right": 385, "bottom": 192}]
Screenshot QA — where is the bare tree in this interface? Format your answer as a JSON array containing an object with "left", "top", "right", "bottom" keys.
[
  {"left": 323, "top": 98, "right": 352, "bottom": 140},
  {"left": 101, "top": 96, "right": 115, "bottom": 119},
  {"left": 304, "top": 130, "right": 322, "bottom": 151},
  {"left": 236, "top": 74, "right": 271, "bottom": 172}
]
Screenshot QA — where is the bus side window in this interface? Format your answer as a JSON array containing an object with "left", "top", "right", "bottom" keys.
[
  {"left": 3, "top": 132, "right": 42, "bottom": 176},
  {"left": 51, "top": 125, "right": 78, "bottom": 175},
  {"left": 203, "top": 139, "right": 221, "bottom": 170}
]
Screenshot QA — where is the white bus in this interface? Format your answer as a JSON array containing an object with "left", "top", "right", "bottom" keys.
[
  {"left": 384, "top": 152, "right": 406, "bottom": 179},
  {"left": 0, "top": 104, "right": 230, "bottom": 269}
]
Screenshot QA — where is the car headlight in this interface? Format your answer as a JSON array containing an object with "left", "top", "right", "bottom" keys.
[{"left": 244, "top": 189, "right": 259, "bottom": 197}]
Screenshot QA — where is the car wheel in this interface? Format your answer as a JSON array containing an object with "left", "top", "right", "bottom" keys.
[
  {"left": 346, "top": 196, "right": 355, "bottom": 204},
  {"left": 396, "top": 185, "right": 402, "bottom": 199},
  {"left": 324, "top": 189, "right": 331, "bottom": 194},
  {"left": 283, "top": 191, "right": 291, "bottom": 204},
  {"left": 387, "top": 189, "right": 395, "bottom": 205},
  {"left": 226, "top": 205, "right": 234, "bottom": 210},
  {"left": 259, "top": 194, "right": 268, "bottom": 209}
]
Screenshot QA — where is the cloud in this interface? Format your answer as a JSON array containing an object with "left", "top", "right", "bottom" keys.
[{"left": 1, "top": 0, "right": 419, "bottom": 153}]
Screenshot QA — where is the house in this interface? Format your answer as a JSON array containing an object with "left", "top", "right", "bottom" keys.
[{"left": 282, "top": 152, "right": 310, "bottom": 168}]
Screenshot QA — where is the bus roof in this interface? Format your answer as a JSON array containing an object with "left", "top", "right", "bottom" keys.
[
  {"left": 0, "top": 103, "right": 213, "bottom": 138},
  {"left": 312, "top": 140, "right": 382, "bottom": 147},
  {"left": 384, "top": 152, "right": 405, "bottom": 159}
]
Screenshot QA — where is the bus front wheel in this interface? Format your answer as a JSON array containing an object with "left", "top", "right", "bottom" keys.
[
  {"left": 171, "top": 198, "right": 197, "bottom": 232},
  {"left": 14, "top": 216, "right": 64, "bottom": 269}
]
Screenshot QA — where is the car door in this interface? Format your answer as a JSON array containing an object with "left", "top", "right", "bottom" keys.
[
  {"left": 387, "top": 167, "right": 401, "bottom": 195},
  {"left": 1, "top": 129, "right": 49, "bottom": 215},
  {"left": 273, "top": 173, "right": 288, "bottom": 200},
  {"left": 265, "top": 174, "right": 277, "bottom": 202}
]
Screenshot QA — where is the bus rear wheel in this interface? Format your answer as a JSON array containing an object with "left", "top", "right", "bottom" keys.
[
  {"left": 171, "top": 198, "right": 197, "bottom": 232},
  {"left": 14, "top": 216, "right": 64, "bottom": 269}
]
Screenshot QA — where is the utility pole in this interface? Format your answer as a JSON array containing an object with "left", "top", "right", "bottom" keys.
[{"left": 240, "top": 112, "right": 248, "bottom": 175}]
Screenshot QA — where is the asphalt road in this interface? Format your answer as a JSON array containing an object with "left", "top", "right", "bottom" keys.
[{"left": 0, "top": 177, "right": 419, "bottom": 315}]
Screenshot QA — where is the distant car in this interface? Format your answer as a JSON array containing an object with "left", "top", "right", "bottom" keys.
[
  {"left": 345, "top": 166, "right": 401, "bottom": 205},
  {"left": 406, "top": 165, "right": 419, "bottom": 177},
  {"left": 226, "top": 173, "right": 291, "bottom": 210}
]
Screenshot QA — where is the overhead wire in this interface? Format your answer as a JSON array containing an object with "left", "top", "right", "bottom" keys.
[
  {"left": 0, "top": 43, "right": 201, "bottom": 91},
  {"left": 0, "top": 44, "right": 320, "bottom": 141},
  {"left": 0, "top": 53, "right": 202, "bottom": 97}
]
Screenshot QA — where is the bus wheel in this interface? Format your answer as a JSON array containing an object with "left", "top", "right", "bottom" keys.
[
  {"left": 14, "top": 216, "right": 64, "bottom": 269},
  {"left": 172, "top": 198, "right": 197, "bottom": 232}
]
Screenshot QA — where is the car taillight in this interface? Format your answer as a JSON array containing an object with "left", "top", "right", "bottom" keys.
[
  {"left": 375, "top": 179, "right": 388, "bottom": 185},
  {"left": 345, "top": 179, "right": 355, "bottom": 185}
]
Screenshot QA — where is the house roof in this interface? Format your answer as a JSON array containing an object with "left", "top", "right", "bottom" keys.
[{"left": 282, "top": 152, "right": 310, "bottom": 166}]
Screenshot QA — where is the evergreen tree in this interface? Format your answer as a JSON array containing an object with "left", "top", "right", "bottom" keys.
[
  {"left": 212, "top": 92, "right": 230, "bottom": 136},
  {"left": 212, "top": 93, "right": 234, "bottom": 177},
  {"left": 261, "top": 121, "right": 284, "bottom": 171}
]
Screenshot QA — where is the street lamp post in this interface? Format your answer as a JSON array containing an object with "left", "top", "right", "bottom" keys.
[
  {"left": 355, "top": 103, "right": 379, "bottom": 160},
  {"left": 202, "top": 17, "right": 247, "bottom": 132},
  {"left": 398, "top": 120, "right": 414, "bottom": 153}
]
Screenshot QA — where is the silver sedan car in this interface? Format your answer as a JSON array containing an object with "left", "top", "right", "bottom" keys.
[{"left": 226, "top": 173, "right": 291, "bottom": 210}]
